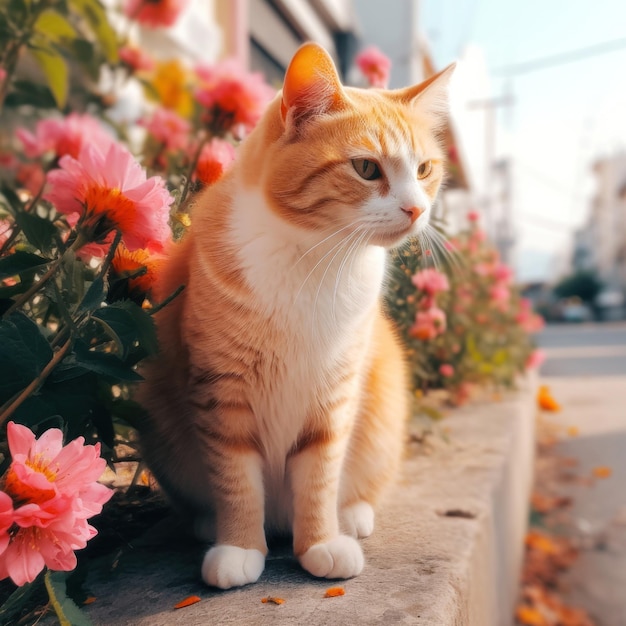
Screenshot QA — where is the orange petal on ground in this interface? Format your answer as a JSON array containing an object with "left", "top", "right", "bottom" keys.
[
  {"left": 592, "top": 466, "right": 612, "bottom": 479},
  {"left": 515, "top": 605, "right": 548, "bottom": 626},
  {"left": 566, "top": 426, "right": 579, "bottom": 437},
  {"left": 174, "top": 595, "right": 201, "bottom": 609},
  {"left": 261, "top": 596, "right": 285, "bottom": 605},
  {"left": 323, "top": 587, "right": 346, "bottom": 598},
  {"left": 537, "top": 386, "right": 561, "bottom": 412}
]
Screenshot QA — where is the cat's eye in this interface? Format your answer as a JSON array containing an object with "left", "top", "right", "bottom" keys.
[
  {"left": 352, "top": 159, "right": 382, "bottom": 180},
  {"left": 417, "top": 160, "right": 432, "bottom": 179}
]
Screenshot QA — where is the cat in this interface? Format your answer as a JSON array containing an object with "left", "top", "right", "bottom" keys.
[{"left": 137, "top": 42, "right": 454, "bottom": 590}]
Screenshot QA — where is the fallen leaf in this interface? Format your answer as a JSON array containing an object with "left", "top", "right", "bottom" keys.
[
  {"left": 516, "top": 604, "right": 547, "bottom": 626},
  {"left": 537, "top": 386, "right": 561, "bottom": 412},
  {"left": 83, "top": 597, "right": 96, "bottom": 605},
  {"left": 324, "top": 587, "right": 345, "bottom": 598},
  {"left": 592, "top": 466, "right": 612, "bottom": 479},
  {"left": 261, "top": 596, "right": 285, "bottom": 605},
  {"left": 174, "top": 595, "right": 201, "bottom": 609}
]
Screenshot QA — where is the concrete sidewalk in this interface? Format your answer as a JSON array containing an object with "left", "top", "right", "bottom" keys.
[{"left": 59, "top": 378, "right": 536, "bottom": 626}]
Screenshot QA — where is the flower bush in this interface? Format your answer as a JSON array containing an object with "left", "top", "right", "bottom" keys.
[{"left": 387, "top": 216, "right": 544, "bottom": 406}]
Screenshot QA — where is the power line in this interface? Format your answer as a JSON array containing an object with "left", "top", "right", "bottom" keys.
[{"left": 492, "top": 37, "right": 626, "bottom": 76}]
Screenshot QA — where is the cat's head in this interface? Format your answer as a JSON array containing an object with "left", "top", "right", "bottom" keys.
[{"left": 245, "top": 43, "right": 454, "bottom": 248}]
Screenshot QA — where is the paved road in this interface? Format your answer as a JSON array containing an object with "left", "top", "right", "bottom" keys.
[
  {"left": 536, "top": 321, "right": 626, "bottom": 377},
  {"left": 535, "top": 322, "right": 626, "bottom": 626}
]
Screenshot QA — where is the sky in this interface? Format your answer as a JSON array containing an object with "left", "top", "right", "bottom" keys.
[{"left": 420, "top": 0, "right": 626, "bottom": 283}]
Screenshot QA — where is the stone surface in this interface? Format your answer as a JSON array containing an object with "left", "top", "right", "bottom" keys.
[{"left": 62, "top": 379, "right": 535, "bottom": 626}]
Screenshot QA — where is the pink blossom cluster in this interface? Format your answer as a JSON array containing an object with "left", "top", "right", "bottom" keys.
[
  {"left": 195, "top": 59, "right": 275, "bottom": 135},
  {"left": 409, "top": 268, "right": 450, "bottom": 341},
  {"left": 0, "top": 422, "right": 113, "bottom": 586},
  {"left": 355, "top": 46, "right": 392, "bottom": 89}
]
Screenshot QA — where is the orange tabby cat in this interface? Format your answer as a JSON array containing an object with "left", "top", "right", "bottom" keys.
[{"left": 138, "top": 43, "right": 453, "bottom": 589}]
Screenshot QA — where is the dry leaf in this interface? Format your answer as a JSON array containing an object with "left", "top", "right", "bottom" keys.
[
  {"left": 324, "top": 587, "right": 345, "bottom": 598},
  {"left": 174, "top": 595, "right": 201, "bottom": 609},
  {"left": 592, "top": 466, "right": 612, "bottom": 479}
]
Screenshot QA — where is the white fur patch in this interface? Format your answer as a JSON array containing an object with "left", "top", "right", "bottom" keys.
[
  {"left": 227, "top": 184, "right": 385, "bottom": 472},
  {"left": 340, "top": 501, "right": 375, "bottom": 538},
  {"left": 299, "top": 535, "right": 364, "bottom": 579},
  {"left": 201, "top": 545, "right": 265, "bottom": 589}
]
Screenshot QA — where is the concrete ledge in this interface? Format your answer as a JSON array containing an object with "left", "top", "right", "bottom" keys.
[{"left": 75, "top": 376, "right": 536, "bottom": 626}]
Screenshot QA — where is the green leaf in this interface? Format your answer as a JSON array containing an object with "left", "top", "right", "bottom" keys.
[
  {"left": 73, "top": 340, "right": 143, "bottom": 381},
  {"left": 0, "top": 577, "right": 43, "bottom": 625},
  {"left": 77, "top": 276, "right": 105, "bottom": 314},
  {"left": 4, "top": 79, "right": 57, "bottom": 108},
  {"left": 29, "top": 44, "right": 69, "bottom": 109},
  {"left": 1, "top": 182, "right": 24, "bottom": 213},
  {"left": 0, "top": 251, "right": 49, "bottom": 280},
  {"left": 0, "top": 313, "right": 53, "bottom": 402},
  {"left": 45, "top": 570, "right": 94, "bottom": 626},
  {"left": 35, "top": 9, "right": 77, "bottom": 42},
  {"left": 93, "top": 301, "right": 158, "bottom": 358},
  {"left": 15, "top": 212, "right": 57, "bottom": 253},
  {"left": 69, "top": 0, "right": 118, "bottom": 63},
  {"left": 67, "top": 38, "right": 100, "bottom": 81}
]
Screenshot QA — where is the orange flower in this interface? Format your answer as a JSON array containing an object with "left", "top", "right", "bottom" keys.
[
  {"left": 110, "top": 243, "right": 165, "bottom": 301},
  {"left": 148, "top": 59, "right": 194, "bottom": 118},
  {"left": 537, "top": 385, "right": 560, "bottom": 412}
]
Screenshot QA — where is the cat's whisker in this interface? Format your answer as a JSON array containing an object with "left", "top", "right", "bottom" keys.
[
  {"left": 424, "top": 225, "right": 464, "bottom": 273},
  {"left": 312, "top": 228, "right": 363, "bottom": 328},
  {"left": 291, "top": 222, "right": 357, "bottom": 270},
  {"left": 294, "top": 226, "right": 360, "bottom": 304},
  {"left": 333, "top": 228, "right": 369, "bottom": 320}
]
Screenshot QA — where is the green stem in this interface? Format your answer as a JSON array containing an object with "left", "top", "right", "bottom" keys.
[
  {"left": 179, "top": 132, "right": 208, "bottom": 205},
  {"left": 0, "top": 337, "right": 72, "bottom": 427},
  {"left": 2, "top": 231, "right": 88, "bottom": 319}
]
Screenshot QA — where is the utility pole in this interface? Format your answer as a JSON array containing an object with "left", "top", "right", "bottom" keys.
[{"left": 467, "top": 92, "right": 515, "bottom": 264}]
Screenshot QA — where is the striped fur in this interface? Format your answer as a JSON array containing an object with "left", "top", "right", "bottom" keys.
[{"left": 138, "top": 43, "right": 453, "bottom": 589}]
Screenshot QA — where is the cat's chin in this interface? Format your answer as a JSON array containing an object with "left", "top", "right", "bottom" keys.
[{"left": 369, "top": 226, "right": 416, "bottom": 249}]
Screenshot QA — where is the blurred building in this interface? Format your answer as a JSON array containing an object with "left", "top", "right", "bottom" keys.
[{"left": 572, "top": 153, "right": 626, "bottom": 318}]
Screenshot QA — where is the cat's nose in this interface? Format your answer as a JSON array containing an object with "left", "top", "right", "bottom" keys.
[{"left": 401, "top": 206, "right": 423, "bottom": 224}]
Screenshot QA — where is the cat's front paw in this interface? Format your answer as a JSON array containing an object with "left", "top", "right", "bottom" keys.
[
  {"left": 340, "top": 501, "right": 375, "bottom": 538},
  {"left": 299, "top": 535, "right": 364, "bottom": 579},
  {"left": 201, "top": 545, "right": 265, "bottom": 589}
]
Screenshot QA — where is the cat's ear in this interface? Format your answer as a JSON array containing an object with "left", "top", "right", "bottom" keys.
[
  {"left": 396, "top": 63, "right": 456, "bottom": 120},
  {"left": 281, "top": 42, "right": 345, "bottom": 128}
]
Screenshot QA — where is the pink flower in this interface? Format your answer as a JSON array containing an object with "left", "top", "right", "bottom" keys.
[
  {"left": 0, "top": 422, "right": 113, "bottom": 585},
  {"left": 45, "top": 141, "right": 173, "bottom": 251},
  {"left": 0, "top": 68, "right": 7, "bottom": 84},
  {"left": 355, "top": 46, "right": 391, "bottom": 88},
  {"left": 439, "top": 364, "right": 455, "bottom": 377},
  {"left": 467, "top": 210, "right": 480, "bottom": 222},
  {"left": 516, "top": 310, "right": 545, "bottom": 334},
  {"left": 493, "top": 263, "right": 513, "bottom": 284},
  {"left": 525, "top": 349, "right": 546, "bottom": 370},
  {"left": 412, "top": 268, "right": 449, "bottom": 296},
  {"left": 489, "top": 284, "right": 510, "bottom": 304},
  {"left": 195, "top": 59, "right": 275, "bottom": 135},
  {"left": 16, "top": 113, "right": 114, "bottom": 161},
  {"left": 141, "top": 107, "right": 190, "bottom": 152},
  {"left": 119, "top": 45, "right": 156, "bottom": 73},
  {"left": 0, "top": 493, "right": 14, "bottom": 556},
  {"left": 123, "top": 0, "right": 189, "bottom": 28},
  {"left": 409, "top": 307, "right": 446, "bottom": 341},
  {"left": 193, "top": 138, "right": 236, "bottom": 187}
]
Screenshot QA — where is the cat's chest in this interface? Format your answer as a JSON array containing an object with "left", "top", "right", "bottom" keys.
[{"left": 230, "top": 190, "right": 386, "bottom": 334}]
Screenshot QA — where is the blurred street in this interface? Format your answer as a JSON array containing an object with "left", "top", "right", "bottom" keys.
[{"left": 536, "top": 323, "right": 626, "bottom": 625}]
